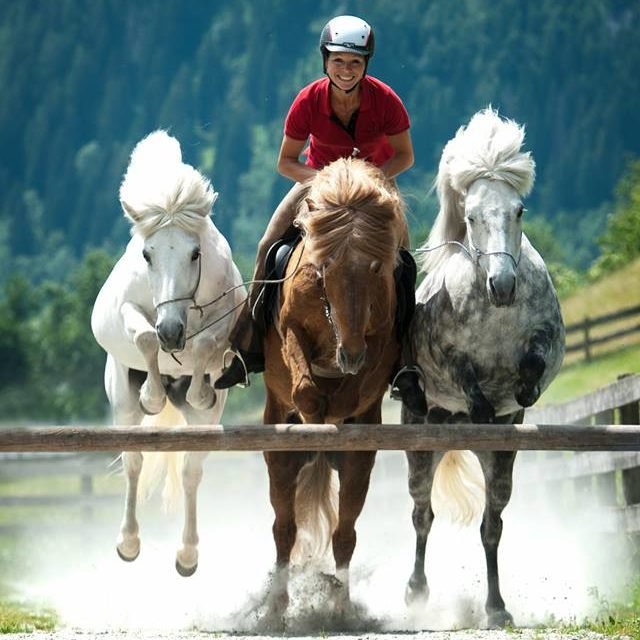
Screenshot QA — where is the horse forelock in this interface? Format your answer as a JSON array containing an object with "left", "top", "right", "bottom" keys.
[
  {"left": 120, "top": 132, "right": 216, "bottom": 238},
  {"left": 297, "top": 158, "right": 403, "bottom": 266},
  {"left": 419, "top": 108, "right": 535, "bottom": 274}
]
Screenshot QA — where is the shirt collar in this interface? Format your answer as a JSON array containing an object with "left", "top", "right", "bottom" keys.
[{"left": 320, "top": 76, "right": 372, "bottom": 115}]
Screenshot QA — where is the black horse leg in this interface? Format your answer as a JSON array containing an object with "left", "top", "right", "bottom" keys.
[
  {"left": 515, "top": 327, "right": 555, "bottom": 407},
  {"left": 475, "top": 448, "right": 516, "bottom": 628},
  {"left": 405, "top": 449, "right": 439, "bottom": 605},
  {"left": 402, "top": 404, "right": 439, "bottom": 605},
  {"left": 448, "top": 351, "right": 495, "bottom": 423}
]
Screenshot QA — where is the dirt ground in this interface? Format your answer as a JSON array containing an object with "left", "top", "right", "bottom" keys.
[{"left": 4, "top": 443, "right": 633, "bottom": 640}]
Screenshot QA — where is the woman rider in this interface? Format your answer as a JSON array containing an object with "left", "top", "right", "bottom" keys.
[{"left": 215, "top": 15, "right": 427, "bottom": 416}]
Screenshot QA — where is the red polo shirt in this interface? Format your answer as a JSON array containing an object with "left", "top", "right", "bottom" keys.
[{"left": 283, "top": 75, "right": 410, "bottom": 169}]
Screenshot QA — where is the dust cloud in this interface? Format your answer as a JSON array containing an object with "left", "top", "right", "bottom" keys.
[{"left": 12, "top": 428, "right": 633, "bottom": 633}]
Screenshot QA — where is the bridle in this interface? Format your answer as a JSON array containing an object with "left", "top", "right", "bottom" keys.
[
  {"left": 318, "top": 264, "right": 340, "bottom": 344},
  {"left": 414, "top": 237, "right": 521, "bottom": 271},
  {"left": 151, "top": 237, "right": 309, "bottom": 362}
]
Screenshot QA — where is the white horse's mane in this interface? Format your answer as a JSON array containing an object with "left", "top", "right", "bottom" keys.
[
  {"left": 119, "top": 130, "right": 217, "bottom": 238},
  {"left": 419, "top": 108, "right": 536, "bottom": 274}
]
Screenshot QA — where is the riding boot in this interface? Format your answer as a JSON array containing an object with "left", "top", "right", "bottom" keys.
[
  {"left": 214, "top": 309, "right": 265, "bottom": 390},
  {"left": 390, "top": 365, "right": 428, "bottom": 417}
]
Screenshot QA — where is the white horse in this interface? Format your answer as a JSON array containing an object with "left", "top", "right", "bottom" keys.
[
  {"left": 91, "top": 130, "right": 246, "bottom": 576},
  {"left": 404, "top": 108, "right": 565, "bottom": 627}
]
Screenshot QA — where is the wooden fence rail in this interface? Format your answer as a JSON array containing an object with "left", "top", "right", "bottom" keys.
[
  {"left": 564, "top": 303, "right": 640, "bottom": 361},
  {"left": 525, "top": 373, "right": 640, "bottom": 535},
  {"left": 0, "top": 422, "right": 639, "bottom": 453}
]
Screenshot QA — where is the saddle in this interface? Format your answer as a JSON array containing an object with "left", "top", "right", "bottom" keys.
[
  {"left": 251, "top": 225, "right": 303, "bottom": 335},
  {"left": 252, "top": 228, "right": 418, "bottom": 341}
]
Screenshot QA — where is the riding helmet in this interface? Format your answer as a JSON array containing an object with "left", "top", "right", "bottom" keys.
[{"left": 319, "top": 15, "right": 375, "bottom": 67}]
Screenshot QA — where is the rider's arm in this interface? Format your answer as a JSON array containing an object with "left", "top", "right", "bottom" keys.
[
  {"left": 277, "top": 135, "right": 318, "bottom": 183},
  {"left": 381, "top": 129, "right": 414, "bottom": 179}
]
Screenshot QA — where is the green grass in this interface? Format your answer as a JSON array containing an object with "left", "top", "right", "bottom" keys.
[
  {"left": 0, "top": 601, "right": 56, "bottom": 633},
  {"left": 560, "top": 580, "right": 640, "bottom": 639},
  {"left": 539, "top": 342, "right": 640, "bottom": 405}
]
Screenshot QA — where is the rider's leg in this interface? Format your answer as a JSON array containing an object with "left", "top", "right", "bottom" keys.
[
  {"left": 215, "top": 183, "right": 307, "bottom": 390},
  {"left": 389, "top": 247, "right": 428, "bottom": 417}
]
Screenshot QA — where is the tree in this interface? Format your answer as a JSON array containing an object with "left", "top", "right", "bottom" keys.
[{"left": 590, "top": 159, "right": 640, "bottom": 277}]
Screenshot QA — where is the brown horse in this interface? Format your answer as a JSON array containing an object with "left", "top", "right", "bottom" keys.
[{"left": 262, "top": 157, "right": 407, "bottom": 622}]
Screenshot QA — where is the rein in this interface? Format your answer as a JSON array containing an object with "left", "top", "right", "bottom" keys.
[
  {"left": 152, "top": 238, "right": 308, "bottom": 363},
  {"left": 413, "top": 238, "right": 521, "bottom": 270}
]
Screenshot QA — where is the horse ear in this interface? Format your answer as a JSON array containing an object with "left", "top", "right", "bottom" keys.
[
  {"left": 120, "top": 200, "right": 141, "bottom": 223},
  {"left": 210, "top": 191, "right": 219, "bottom": 215}
]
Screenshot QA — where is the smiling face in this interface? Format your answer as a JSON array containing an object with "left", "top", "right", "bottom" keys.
[{"left": 325, "top": 52, "right": 366, "bottom": 92}]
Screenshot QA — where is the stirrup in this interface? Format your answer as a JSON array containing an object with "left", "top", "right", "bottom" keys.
[
  {"left": 221, "top": 348, "right": 250, "bottom": 389},
  {"left": 390, "top": 365, "right": 425, "bottom": 401}
]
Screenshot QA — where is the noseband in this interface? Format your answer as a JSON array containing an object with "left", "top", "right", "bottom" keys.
[{"left": 153, "top": 252, "right": 203, "bottom": 315}]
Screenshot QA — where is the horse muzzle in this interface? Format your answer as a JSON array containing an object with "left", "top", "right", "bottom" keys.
[
  {"left": 487, "top": 273, "right": 517, "bottom": 307},
  {"left": 156, "top": 319, "right": 186, "bottom": 352},
  {"left": 337, "top": 344, "right": 367, "bottom": 375}
]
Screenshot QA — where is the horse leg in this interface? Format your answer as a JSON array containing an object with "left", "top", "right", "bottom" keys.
[
  {"left": 331, "top": 449, "right": 377, "bottom": 612},
  {"left": 121, "top": 301, "right": 166, "bottom": 414},
  {"left": 172, "top": 450, "right": 207, "bottom": 576},
  {"left": 402, "top": 403, "right": 441, "bottom": 605},
  {"left": 261, "top": 389, "right": 307, "bottom": 623},
  {"left": 449, "top": 351, "right": 495, "bottom": 423},
  {"left": 263, "top": 450, "right": 309, "bottom": 622},
  {"left": 475, "top": 446, "right": 517, "bottom": 628},
  {"left": 105, "top": 356, "right": 145, "bottom": 561},
  {"left": 172, "top": 396, "right": 225, "bottom": 576},
  {"left": 515, "top": 327, "right": 556, "bottom": 407},
  {"left": 185, "top": 332, "right": 217, "bottom": 411},
  {"left": 283, "top": 325, "right": 326, "bottom": 422}
]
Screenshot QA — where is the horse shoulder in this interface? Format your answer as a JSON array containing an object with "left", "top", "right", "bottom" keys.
[{"left": 280, "top": 265, "right": 319, "bottom": 317}]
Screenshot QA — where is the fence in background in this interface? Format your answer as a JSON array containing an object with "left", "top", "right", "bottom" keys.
[
  {"left": 565, "top": 303, "right": 640, "bottom": 362},
  {"left": 1, "top": 375, "right": 639, "bottom": 535},
  {"left": 525, "top": 373, "right": 640, "bottom": 535}
]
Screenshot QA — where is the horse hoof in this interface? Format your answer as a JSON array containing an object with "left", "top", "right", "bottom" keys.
[
  {"left": 186, "top": 387, "right": 217, "bottom": 411},
  {"left": 470, "top": 400, "right": 495, "bottom": 423},
  {"left": 175, "top": 559, "right": 198, "bottom": 577},
  {"left": 486, "top": 608, "right": 514, "bottom": 629},
  {"left": 516, "top": 384, "right": 540, "bottom": 408},
  {"left": 116, "top": 545, "right": 140, "bottom": 563},
  {"left": 139, "top": 397, "right": 166, "bottom": 415},
  {"left": 404, "top": 582, "right": 429, "bottom": 607}
]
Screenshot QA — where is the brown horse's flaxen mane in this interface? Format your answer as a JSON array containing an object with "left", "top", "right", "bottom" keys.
[{"left": 296, "top": 158, "right": 404, "bottom": 266}]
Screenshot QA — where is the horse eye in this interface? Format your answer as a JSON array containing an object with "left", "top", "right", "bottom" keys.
[
  {"left": 466, "top": 216, "right": 475, "bottom": 224},
  {"left": 142, "top": 249, "right": 151, "bottom": 264},
  {"left": 191, "top": 248, "right": 201, "bottom": 262},
  {"left": 516, "top": 205, "right": 525, "bottom": 219}
]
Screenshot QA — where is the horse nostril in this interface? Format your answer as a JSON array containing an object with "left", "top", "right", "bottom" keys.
[
  {"left": 337, "top": 344, "right": 367, "bottom": 374},
  {"left": 156, "top": 321, "right": 185, "bottom": 349}
]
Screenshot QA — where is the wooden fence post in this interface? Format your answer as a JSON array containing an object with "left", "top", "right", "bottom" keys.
[
  {"left": 620, "top": 394, "right": 640, "bottom": 506},
  {"left": 583, "top": 316, "right": 592, "bottom": 361},
  {"left": 593, "top": 409, "right": 618, "bottom": 505}
]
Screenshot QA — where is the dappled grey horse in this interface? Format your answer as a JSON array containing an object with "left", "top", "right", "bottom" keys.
[{"left": 404, "top": 108, "right": 565, "bottom": 628}]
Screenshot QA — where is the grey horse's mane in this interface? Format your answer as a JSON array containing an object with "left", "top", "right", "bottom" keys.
[
  {"left": 119, "top": 130, "right": 217, "bottom": 238},
  {"left": 419, "top": 108, "right": 536, "bottom": 274}
]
